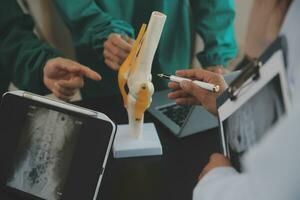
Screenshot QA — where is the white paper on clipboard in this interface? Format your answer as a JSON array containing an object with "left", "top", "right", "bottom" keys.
[{"left": 280, "top": 0, "right": 300, "bottom": 102}]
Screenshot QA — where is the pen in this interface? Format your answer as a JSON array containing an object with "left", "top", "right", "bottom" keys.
[{"left": 157, "top": 73, "right": 220, "bottom": 93}]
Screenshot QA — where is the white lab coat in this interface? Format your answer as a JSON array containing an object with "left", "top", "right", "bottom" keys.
[
  {"left": 193, "top": 1, "right": 300, "bottom": 199},
  {"left": 280, "top": 0, "right": 300, "bottom": 104},
  {"left": 193, "top": 104, "right": 300, "bottom": 200}
]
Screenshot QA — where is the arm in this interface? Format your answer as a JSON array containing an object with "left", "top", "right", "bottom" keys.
[
  {"left": 194, "top": 167, "right": 250, "bottom": 200},
  {"left": 0, "top": 0, "right": 62, "bottom": 94},
  {"left": 190, "top": 0, "right": 237, "bottom": 67},
  {"left": 0, "top": 0, "right": 101, "bottom": 100},
  {"left": 53, "top": 0, "right": 134, "bottom": 61},
  {"left": 194, "top": 107, "right": 300, "bottom": 200},
  {"left": 193, "top": 153, "right": 250, "bottom": 200}
]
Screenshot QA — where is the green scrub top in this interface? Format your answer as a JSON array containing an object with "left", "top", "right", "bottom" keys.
[
  {"left": 0, "top": 0, "right": 237, "bottom": 99},
  {"left": 0, "top": 0, "right": 62, "bottom": 95},
  {"left": 53, "top": 0, "right": 237, "bottom": 99},
  {"left": 0, "top": 63, "right": 10, "bottom": 97}
]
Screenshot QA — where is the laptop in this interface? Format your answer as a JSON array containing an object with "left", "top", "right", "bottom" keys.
[
  {"left": 0, "top": 91, "right": 116, "bottom": 200},
  {"left": 217, "top": 37, "right": 291, "bottom": 170},
  {"left": 148, "top": 71, "right": 241, "bottom": 138}
]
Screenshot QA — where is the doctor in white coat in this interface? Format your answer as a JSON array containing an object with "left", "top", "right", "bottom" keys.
[
  {"left": 193, "top": 103, "right": 300, "bottom": 200},
  {"left": 168, "top": 0, "right": 300, "bottom": 199}
]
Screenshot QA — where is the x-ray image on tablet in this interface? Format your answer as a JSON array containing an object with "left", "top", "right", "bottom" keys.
[
  {"left": 6, "top": 106, "right": 82, "bottom": 200},
  {"left": 217, "top": 38, "right": 291, "bottom": 170},
  {"left": 0, "top": 91, "right": 116, "bottom": 200},
  {"left": 223, "top": 76, "right": 285, "bottom": 169}
]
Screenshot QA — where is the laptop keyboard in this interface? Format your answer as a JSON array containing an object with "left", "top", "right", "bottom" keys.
[{"left": 158, "top": 104, "right": 192, "bottom": 127}]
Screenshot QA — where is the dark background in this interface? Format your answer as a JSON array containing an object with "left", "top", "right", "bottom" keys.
[
  {"left": 76, "top": 95, "right": 221, "bottom": 200},
  {"left": 0, "top": 94, "right": 221, "bottom": 200}
]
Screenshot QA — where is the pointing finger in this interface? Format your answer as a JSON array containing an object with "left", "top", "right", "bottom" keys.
[
  {"left": 79, "top": 66, "right": 102, "bottom": 81},
  {"left": 52, "top": 58, "right": 102, "bottom": 81}
]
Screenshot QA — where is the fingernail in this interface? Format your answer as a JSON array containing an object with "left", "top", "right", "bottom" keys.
[{"left": 96, "top": 74, "right": 102, "bottom": 80}]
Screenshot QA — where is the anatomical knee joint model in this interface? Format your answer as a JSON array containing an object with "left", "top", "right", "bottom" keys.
[{"left": 118, "top": 11, "right": 166, "bottom": 138}]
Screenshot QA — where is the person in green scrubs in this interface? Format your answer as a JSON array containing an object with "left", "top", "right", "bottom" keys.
[
  {"left": 0, "top": 0, "right": 101, "bottom": 100},
  {"left": 53, "top": 0, "right": 237, "bottom": 99},
  {"left": 0, "top": 64, "right": 10, "bottom": 97}
]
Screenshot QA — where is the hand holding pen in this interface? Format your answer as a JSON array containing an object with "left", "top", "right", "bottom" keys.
[
  {"left": 157, "top": 74, "right": 220, "bottom": 92},
  {"left": 162, "top": 68, "right": 228, "bottom": 116}
]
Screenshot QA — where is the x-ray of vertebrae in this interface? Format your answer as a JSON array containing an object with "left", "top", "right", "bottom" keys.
[
  {"left": 7, "top": 106, "right": 81, "bottom": 200},
  {"left": 224, "top": 77, "right": 284, "bottom": 162}
]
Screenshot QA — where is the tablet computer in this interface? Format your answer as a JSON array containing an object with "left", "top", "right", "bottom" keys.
[
  {"left": 217, "top": 37, "right": 291, "bottom": 170},
  {"left": 0, "top": 91, "right": 116, "bottom": 200}
]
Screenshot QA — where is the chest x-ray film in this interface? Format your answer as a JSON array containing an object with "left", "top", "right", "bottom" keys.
[
  {"left": 6, "top": 106, "right": 82, "bottom": 200},
  {"left": 217, "top": 38, "right": 290, "bottom": 170}
]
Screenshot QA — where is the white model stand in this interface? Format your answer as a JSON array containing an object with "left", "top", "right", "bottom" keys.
[
  {"left": 113, "top": 12, "right": 166, "bottom": 158},
  {"left": 113, "top": 123, "right": 162, "bottom": 158}
]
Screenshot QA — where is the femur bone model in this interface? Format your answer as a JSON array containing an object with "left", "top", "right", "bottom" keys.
[{"left": 118, "top": 11, "right": 167, "bottom": 138}]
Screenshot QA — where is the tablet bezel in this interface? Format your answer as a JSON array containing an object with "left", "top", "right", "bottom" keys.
[{"left": 0, "top": 91, "right": 116, "bottom": 200}]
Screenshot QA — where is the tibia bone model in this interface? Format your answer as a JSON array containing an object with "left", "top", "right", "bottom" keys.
[{"left": 118, "top": 11, "right": 166, "bottom": 138}]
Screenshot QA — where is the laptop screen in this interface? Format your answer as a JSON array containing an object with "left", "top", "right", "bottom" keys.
[{"left": 222, "top": 75, "right": 285, "bottom": 169}]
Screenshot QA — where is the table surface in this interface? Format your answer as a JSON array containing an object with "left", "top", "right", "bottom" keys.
[{"left": 75, "top": 95, "right": 221, "bottom": 200}]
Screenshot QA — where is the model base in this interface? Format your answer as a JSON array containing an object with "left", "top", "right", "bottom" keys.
[{"left": 113, "top": 123, "right": 163, "bottom": 158}]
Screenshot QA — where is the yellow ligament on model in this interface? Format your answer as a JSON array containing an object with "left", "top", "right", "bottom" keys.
[
  {"left": 134, "top": 83, "right": 151, "bottom": 121},
  {"left": 118, "top": 24, "right": 147, "bottom": 108}
]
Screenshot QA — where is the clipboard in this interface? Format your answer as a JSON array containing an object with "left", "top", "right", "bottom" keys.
[{"left": 216, "top": 36, "right": 291, "bottom": 170}]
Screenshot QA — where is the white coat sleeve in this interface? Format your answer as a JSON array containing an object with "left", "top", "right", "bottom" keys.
[
  {"left": 193, "top": 167, "right": 252, "bottom": 200},
  {"left": 193, "top": 105, "right": 300, "bottom": 200}
]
